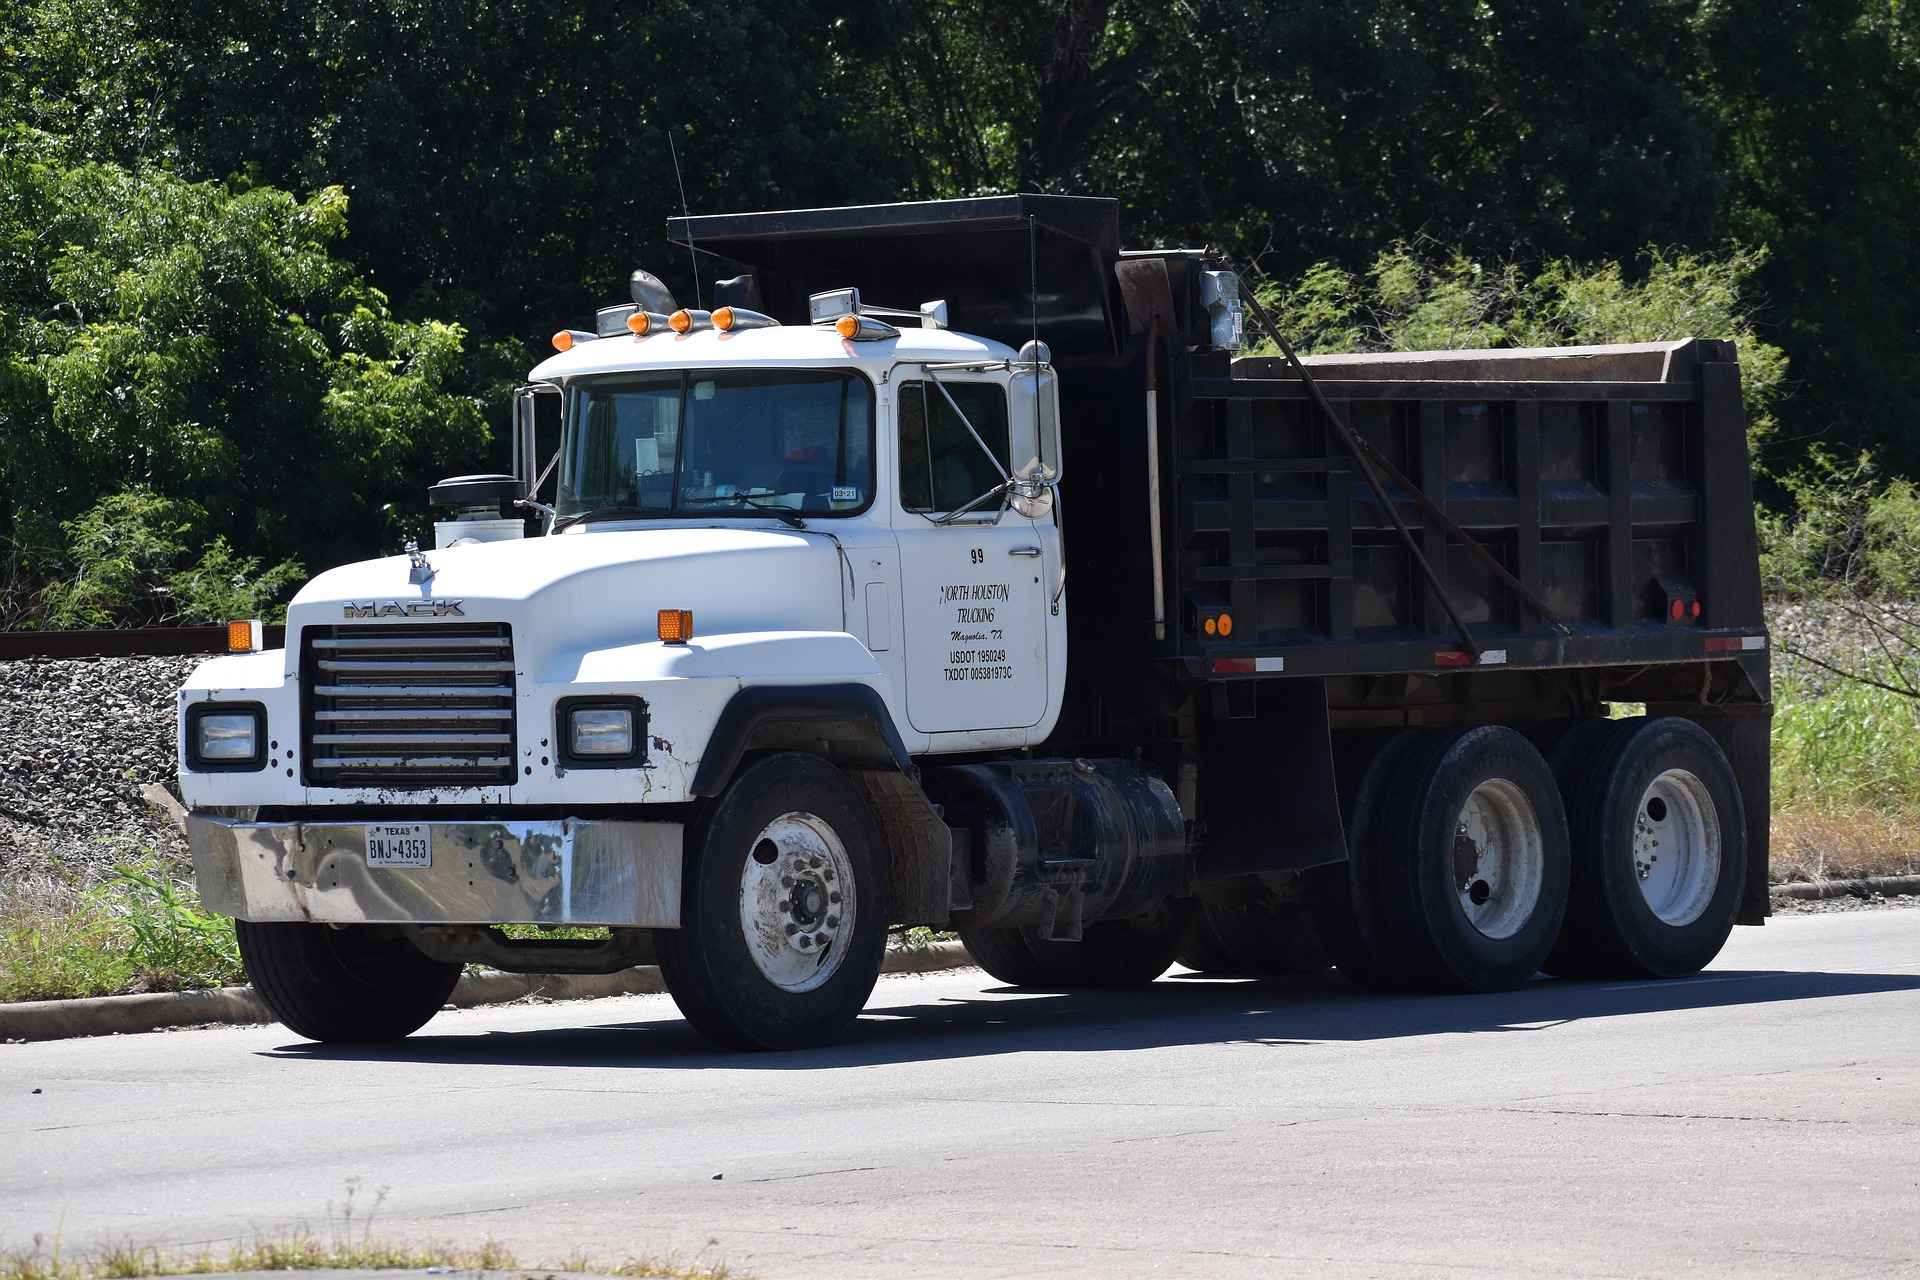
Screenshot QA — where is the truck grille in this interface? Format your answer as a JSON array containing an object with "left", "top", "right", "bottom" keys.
[{"left": 302, "top": 623, "right": 517, "bottom": 788}]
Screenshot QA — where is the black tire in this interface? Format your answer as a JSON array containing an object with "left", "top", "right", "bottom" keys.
[
  {"left": 1304, "top": 729, "right": 1420, "bottom": 992},
  {"left": 1545, "top": 716, "right": 1747, "bottom": 980},
  {"left": 961, "top": 908, "right": 1192, "bottom": 988},
  {"left": 1367, "top": 725, "right": 1572, "bottom": 993},
  {"left": 655, "top": 752, "right": 890, "bottom": 1051},
  {"left": 235, "top": 920, "right": 461, "bottom": 1043},
  {"left": 1178, "top": 895, "right": 1329, "bottom": 976}
]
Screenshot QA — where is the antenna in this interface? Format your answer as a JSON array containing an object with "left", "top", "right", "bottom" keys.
[
  {"left": 1028, "top": 213, "right": 1040, "bottom": 358},
  {"left": 1029, "top": 213, "right": 1043, "bottom": 468},
  {"left": 667, "top": 129, "right": 703, "bottom": 310}
]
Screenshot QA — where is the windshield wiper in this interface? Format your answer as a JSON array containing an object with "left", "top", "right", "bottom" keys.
[
  {"left": 681, "top": 494, "right": 805, "bottom": 528},
  {"left": 551, "top": 505, "right": 666, "bottom": 531}
]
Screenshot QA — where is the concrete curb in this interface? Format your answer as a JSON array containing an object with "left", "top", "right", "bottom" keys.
[
  {"left": 0, "top": 940, "right": 975, "bottom": 1044},
  {"left": 1771, "top": 873, "right": 1920, "bottom": 901}
]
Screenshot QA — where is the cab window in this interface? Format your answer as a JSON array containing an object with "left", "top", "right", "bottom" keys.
[{"left": 897, "top": 381, "right": 1009, "bottom": 512}]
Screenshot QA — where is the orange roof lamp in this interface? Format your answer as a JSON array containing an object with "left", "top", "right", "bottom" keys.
[
  {"left": 668, "top": 309, "right": 714, "bottom": 334},
  {"left": 627, "top": 311, "right": 673, "bottom": 336},
  {"left": 551, "top": 329, "right": 597, "bottom": 351},
  {"left": 714, "top": 306, "right": 779, "bottom": 332},
  {"left": 807, "top": 287, "right": 939, "bottom": 341}
]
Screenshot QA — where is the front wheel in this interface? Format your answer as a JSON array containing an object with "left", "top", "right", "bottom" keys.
[
  {"left": 656, "top": 753, "right": 890, "bottom": 1050},
  {"left": 236, "top": 920, "right": 462, "bottom": 1043}
]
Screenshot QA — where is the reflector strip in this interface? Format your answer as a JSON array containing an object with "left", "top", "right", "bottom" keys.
[
  {"left": 1435, "top": 650, "right": 1473, "bottom": 667},
  {"left": 1704, "top": 635, "right": 1767, "bottom": 652},
  {"left": 1211, "top": 658, "right": 1256, "bottom": 674}
]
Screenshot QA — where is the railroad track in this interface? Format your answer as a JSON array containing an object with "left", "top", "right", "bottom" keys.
[{"left": 0, "top": 626, "right": 287, "bottom": 661}]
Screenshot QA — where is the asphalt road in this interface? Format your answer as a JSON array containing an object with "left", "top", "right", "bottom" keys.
[{"left": 4, "top": 907, "right": 1919, "bottom": 1280}]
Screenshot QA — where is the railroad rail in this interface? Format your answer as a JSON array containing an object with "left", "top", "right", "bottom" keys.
[{"left": 0, "top": 626, "right": 287, "bottom": 661}]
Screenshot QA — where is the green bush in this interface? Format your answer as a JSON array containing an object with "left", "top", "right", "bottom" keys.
[{"left": 1251, "top": 243, "right": 1787, "bottom": 447}]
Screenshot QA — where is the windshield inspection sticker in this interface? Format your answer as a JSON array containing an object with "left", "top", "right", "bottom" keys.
[
  {"left": 831, "top": 485, "right": 861, "bottom": 502},
  {"left": 365, "top": 823, "right": 431, "bottom": 867}
]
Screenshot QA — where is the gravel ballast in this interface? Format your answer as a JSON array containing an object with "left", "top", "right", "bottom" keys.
[{"left": 0, "top": 654, "right": 201, "bottom": 893}]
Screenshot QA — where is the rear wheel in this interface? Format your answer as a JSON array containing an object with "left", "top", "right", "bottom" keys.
[
  {"left": 1305, "top": 729, "right": 1420, "bottom": 991},
  {"left": 1545, "top": 717, "right": 1746, "bottom": 979},
  {"left": 656, "top": 753, "right": 890, "bottom": 1051},
  {"left": 961, "top": 908, "right": 1191, "bottom": 989},
  {"left": 236, "top": 920, "right": 461, "bottom": 1043},
  {"left": 1367, "top": 725, "right": 1572, "bottom": 992}
]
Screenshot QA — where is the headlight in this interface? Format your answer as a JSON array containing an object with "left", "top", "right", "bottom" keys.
[
  {"left": 187, "top": 704, "right": 266, "bottom": 771},
  {"left": 559, "top": 698, "right": 647, "bottom": 766}
]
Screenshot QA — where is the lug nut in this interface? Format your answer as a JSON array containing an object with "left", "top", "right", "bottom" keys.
[
  {"left": 809, "top": 856, "right": 823, "bottom": 869},
  {"left": 822, "top": 868, "right": 835, "bottom": 881},
  {"left": 826, "top": 915, "right": 839, "bottom": 928},
  {"left": 829, "top": 891, "right": 841, "bottom": 904},
  {"left": 798, "top": 935, "right": 813, "bottom": 948},
  {"left": 785, "top": 923, "right": 798, "bottom": 936},
  {"left": 780, "top": 875, "right": 795, "bottom": 888},
  {"left": 777, "top": 899, "right": 790, "bottom": 912},
  {"left": 813, "top": 932, "right": 829, "bottom": 947}
]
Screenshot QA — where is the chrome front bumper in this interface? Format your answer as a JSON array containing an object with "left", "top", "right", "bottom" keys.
[{"left": 188, "top": 814, "right": 683, "bottom": 927}]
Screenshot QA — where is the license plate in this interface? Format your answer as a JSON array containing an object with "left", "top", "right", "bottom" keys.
[{"left": 364, "top": 823, "right": 431, "bottom": 867}]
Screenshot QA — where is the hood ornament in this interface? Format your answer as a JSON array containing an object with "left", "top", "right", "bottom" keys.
[{"left": 405, "top": 539, "right": 435, "bottom": 586}]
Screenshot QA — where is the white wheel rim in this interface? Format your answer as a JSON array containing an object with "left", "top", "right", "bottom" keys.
[
  {"left": 1451, "top": 779, "right": 1546, "bottom": 940},
  {"left": 1633, "top": 768, "right": 1721, "bottom": 926},
  {"left": 737, "top": 811, "right": 856, "bottom": 993}
]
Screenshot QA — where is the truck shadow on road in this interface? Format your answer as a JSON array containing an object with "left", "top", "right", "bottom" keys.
[{"left": 263, "top": 965, "right": 1920, "bottom": 1069}]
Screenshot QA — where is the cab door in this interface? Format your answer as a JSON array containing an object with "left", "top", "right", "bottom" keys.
[{"left": 892, "top": 375, "right": 1053, "bottom": 735}]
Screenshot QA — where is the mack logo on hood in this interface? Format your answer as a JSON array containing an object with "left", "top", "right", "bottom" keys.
[{"left": 343, "top": 600, "right": 466, "bottom": 618}]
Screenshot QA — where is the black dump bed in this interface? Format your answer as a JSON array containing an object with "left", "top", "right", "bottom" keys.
[{"left": 670, "top": 197, "right": 1769, "bottom": 698}]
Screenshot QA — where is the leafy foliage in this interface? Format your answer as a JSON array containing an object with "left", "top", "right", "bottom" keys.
[
  {"left": 29, "top": 487, "right": 302, "bottom": 628},
  {"left": 3, "top": 0, "right": 1920, "bottom": 625},
  {"left": 1251, "top": 242, "right": 1788, "bottom": 442},
  {"left": 0, "top": 129, "right": 493, "bottom": 621}
]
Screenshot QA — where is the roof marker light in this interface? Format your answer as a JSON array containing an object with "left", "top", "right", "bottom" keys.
[
  {"left": 835, "top": 314, "right": 900, "bottom": 341},
  {"left": 628, "top": 311, "right": 672, "bottom": 336},
  {"left": 669, "top": 309, "right": 713, "bottom": 334},
  {"left": 713, "top": 306, "right": 779, "bottom": 332}
]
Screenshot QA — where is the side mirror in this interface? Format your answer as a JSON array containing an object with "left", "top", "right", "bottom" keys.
[{"left": 1008, "top": 457, "right": 1056, "bottom": 520}]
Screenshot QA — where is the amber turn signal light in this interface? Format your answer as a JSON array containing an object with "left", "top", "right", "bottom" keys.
[
  {"left": 552, "top": 330, "right": 574, "bottom": 351},
  {"left": 227, "top": 619, "right": 263, "bottom": 653},
  {"left": 835, "top": 314, "right": 860, "bottom": 339},
  {"left": 657, "top": 609, "right": 694, "bottom": 644}
]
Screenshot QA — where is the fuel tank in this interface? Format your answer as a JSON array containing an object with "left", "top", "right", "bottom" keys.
[{"left": 929, "top": 757, "right": 1188, "bottom": 939}]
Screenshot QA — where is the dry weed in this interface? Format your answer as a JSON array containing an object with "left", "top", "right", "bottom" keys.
[{"left": 1772, "top": 806, "right": 1920, "bottom": 883}]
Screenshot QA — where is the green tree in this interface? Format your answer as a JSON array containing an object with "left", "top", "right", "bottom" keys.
[{"left": 0, "top": 127, "right": 493, "bottom": 596}]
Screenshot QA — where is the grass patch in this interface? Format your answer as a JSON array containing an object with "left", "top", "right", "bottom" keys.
[
  {"left": 0, "top": 1234, "right": 739, "bottom": 1280},
  {"left": 0, "top": 860, "right": 243, "bottom": 1003},
  {"left": 4, "top": 1185, "right": 743, "bottom": 1280},
  {"left": 1771, "top": 664, "right": 1920, "bottom": 883}
]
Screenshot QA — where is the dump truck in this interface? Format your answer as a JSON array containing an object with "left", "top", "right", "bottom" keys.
[{"left": 179, "top": 195, "right": 1770, "bottom": 1050}]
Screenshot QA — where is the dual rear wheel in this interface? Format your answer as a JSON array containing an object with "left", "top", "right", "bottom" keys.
[{"left": 1306, "top": 717, "right": 1745, "bottom": 992}]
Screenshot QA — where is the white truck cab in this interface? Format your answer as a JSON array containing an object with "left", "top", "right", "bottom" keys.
[{"left": 179, "top": 283, "right": 1126, "bottom": 1052}]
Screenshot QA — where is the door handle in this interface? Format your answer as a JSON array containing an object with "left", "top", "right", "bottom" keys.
[{"left": 1008, "top": 546, "right": 1042, "bottom": 558}]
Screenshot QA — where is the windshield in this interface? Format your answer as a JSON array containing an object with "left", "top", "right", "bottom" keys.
[{"left": 556, "top": 368, "right": 874, "bottom": 522}]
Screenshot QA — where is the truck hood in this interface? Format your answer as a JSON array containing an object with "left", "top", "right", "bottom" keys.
[{"left": 289, "top": 527, "right": 847, "bottom": 656}]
